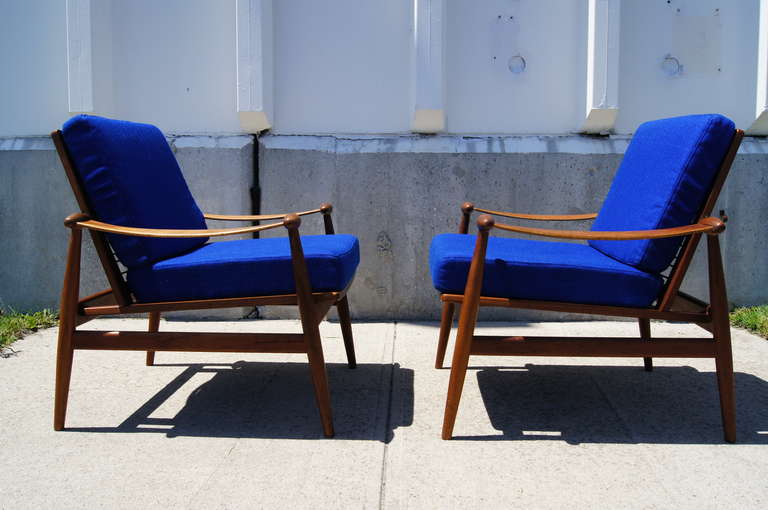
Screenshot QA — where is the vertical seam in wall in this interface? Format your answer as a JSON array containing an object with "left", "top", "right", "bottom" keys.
[
  {"left": 251, "top": 133, "right": 261, "bottom": 238},
  {"left": 249, "top": 133, "right": 261, "bottom": 319}
]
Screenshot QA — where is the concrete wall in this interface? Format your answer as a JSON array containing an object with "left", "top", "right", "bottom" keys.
[
  {"left": 0, "top": 136, "right": 254, "bottom": 313},
  {"left": 259, "top": 134, "right": 768, "bottom": 321},
  {"left": 2, "top": 132, "right": 766, "bottom": 320}
]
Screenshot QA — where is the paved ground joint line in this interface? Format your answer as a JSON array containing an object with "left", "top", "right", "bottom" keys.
[
  {"left": 185, "top": 439, "right": 240, "bottom": 509},
  {"left": 588, "top": 370, "right": 637, "bottom": 443},
  {"left": 378, "top": 321, "right": 397, "bottom": 510},
  {"left": 182, "top": 359, "right": 289, "bottom": 508}
]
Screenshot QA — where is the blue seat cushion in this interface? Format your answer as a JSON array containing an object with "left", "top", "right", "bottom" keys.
[
  {"left": 430, "top": 234, "right": 663, "bottom": 307},
  {"left": 62, "top": 115, "right": 208, "bottom": 268},
  {"left": 589, "top": 114, "right": 735, "bottom": 274},
  {"left": 127, "top": 234, "right": 360, "bottom": 302}
]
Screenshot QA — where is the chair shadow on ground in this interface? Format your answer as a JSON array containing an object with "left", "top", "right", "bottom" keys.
[
  {"left": 65, "top": 361, "right": 414, "bottom": 442},
  {"left": 455, "top": 364, "right": 768, "bottom": 445}
]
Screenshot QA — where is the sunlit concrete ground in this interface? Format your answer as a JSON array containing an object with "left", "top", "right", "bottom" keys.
[{"left": 1, "top": 319, "right": 767, "bottom": 509}]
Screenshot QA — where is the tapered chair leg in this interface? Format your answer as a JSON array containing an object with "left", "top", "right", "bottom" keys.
[
  {"left": 639, "top": 318, "right": 653, "bottom": 371},
  {"left": 714, "top": 334, "right": 736, "bottom": 443},
  {"left": 442, "top": 215, "right": 493, "bottom": 440},
  {"left": 305, "top": 321, "right": 335, "bottom": 437},
  {"left": 54, "top": 227, "right": 82, "bottom": 431},
  {"left": 286, "top": 216, "right": 335, "bottom": 437},
  {"left": 54, "top": 327, "right": 76, "bottom": 431},
  {"left": 708, "top": 234, "right": 736, "bottom": 443},
  {"left": 442, "top": 313, "right": 476, "bottom": 440},
  {"left": 336, "top": 296, "right": 356, "bottom": 369},
  {"left": 435, "top": 302, "right": 455, "bottom": 369},
  {"left": 146, "top": 312, "right": 160, "bottom": 366}
]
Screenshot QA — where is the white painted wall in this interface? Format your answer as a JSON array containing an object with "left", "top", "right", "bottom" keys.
[
  {"left": 615, "top": 0, "right": 759, "bottom": 134},
  {"left": 272, "top": 0, "right": 412, "bottom": 134},
  {"left": 445, "top": 0, "right": 588, "bottom": 134},
  {"left": 0, "top": 0, "right": 70, "bottom": 136},
  {"left": 108, "top": 0, "right": 239, "bottom": 133},
  {"left": 0, "top": 0, "right": 763, "bottom": 136}
]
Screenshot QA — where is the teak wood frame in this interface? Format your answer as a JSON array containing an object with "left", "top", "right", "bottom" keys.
[
  {"left": 51, "top": 130, "right": 356, "bottom": 438},
  {"left": 436, "top": 129, "right": 744, "bottom": 442}
]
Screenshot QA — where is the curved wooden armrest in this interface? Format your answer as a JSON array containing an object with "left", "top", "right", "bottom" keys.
[
  {"left": 491, "top": 216, "right": 725, "bottom": 240},
  {"left": 204, "top": 203, "right": 332, "bottom": 222},
  {"left": 64, "top": 214, "right": 287, "bottom": 238},
  {"left": 474, "top": 206, "right": 597, "bottom": 221}
]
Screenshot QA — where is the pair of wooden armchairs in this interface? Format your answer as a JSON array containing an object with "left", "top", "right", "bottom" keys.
[{"left": 53, "top": 114, "right": 741, "bottom": 441}]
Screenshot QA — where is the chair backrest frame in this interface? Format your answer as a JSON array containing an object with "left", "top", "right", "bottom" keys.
[
  {"left": 656, "top": 128, "right": 744, "bottom": 311},
  {"left": 52, "top": 130, "right": 133, "bottom": 307}
]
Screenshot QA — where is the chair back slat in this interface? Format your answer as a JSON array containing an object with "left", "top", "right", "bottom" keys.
[
  {"left": 657, "top": 129, "right": 744, "bottom": 310},
  {"left": 52, "top": 130, "right": 133, "bottom": 306}
]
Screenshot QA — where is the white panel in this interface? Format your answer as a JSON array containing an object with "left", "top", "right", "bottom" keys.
[
  {"left": 749, "top": 0, "right": 768, "bottom": 134},
  {"left": 273, "top": 0, "right": 412, "bottom": 134},
  {"left": 236, "top": 0, "right": 273, "bottom": 132},
  {"left": 582, "top": 0, "right": 620, "bottom": 133},
  {"left": 109, "top": 0, "right": 239, "bottom": 134},
  {"left": 445, "top": 0, "right": 588, "bottom": 134},
  {"left": 616, "top": 0, "right": 759, "bottom": 134},
  {"left": 66, "top": 0, "right": 94, "bottom": 113},
  {"left": 0, "top": 0, "right": 69, "bottom": 136},
  {"left": 412, "top": 0, "right": 445, "bottom": 133}
]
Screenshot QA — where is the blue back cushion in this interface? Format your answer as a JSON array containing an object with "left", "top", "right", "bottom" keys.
[
  {"left": 62, "top": 115, "right": 208, "bottom": 268},
  {"left": 589, "top": 114, "right": 734, "bottom": 274}
]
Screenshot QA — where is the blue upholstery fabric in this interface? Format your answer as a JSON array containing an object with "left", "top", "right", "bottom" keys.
[
  {"left": 590, "top": 114, "right": 734, "bottom": 273},
  {"left": 61, "top": 115, "right": 208, "bottom": 268},
  {"left": 128, "top": 235, "right": 360, "bottom": 302},
  {"left": 429, "top": 234, "right": 663, "bottom": 307}
]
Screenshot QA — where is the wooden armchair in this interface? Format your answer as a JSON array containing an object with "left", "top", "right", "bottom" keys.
[
  {"left": 429, "top": 114, "right": 743, "bottom": 442},
  {"left": 52, "top": 115, "right": 359, "bottom": 437}
]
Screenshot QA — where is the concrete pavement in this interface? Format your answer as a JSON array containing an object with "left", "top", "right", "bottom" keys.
[{"left": 1, "top": 319, "right": 767, "bottom": 509}]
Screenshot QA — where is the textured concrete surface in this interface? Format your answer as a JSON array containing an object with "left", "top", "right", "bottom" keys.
[
  {"left": 0, "top": 135, "right": 254, "bottom": 315},
  {"left": 2, "top": 133, "right": 768, "bottom": 320},
  {"left": 259, "top": 134, "right": 768, "bottom": 320},
  {"left": 1, "top": 319, "right": 767, "bottom": 509}
]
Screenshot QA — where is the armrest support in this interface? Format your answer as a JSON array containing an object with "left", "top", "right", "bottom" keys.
[
  {"left": 490, "top": 216, "right": 725, "bottom": 240},
  {"left": 64, "top": 213, "right": 286, "bottom": 238},
  {"left": 459, "top": 201, "right": 596, "bottom": 225},
  {"left": 204, "top": 206, "right": 324, "bottom": 222},
  {"left": 474, "top": 206, "right": 597, "bottom": 221}
]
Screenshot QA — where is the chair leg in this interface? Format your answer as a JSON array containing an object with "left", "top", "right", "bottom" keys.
[
  {"left": 442, "top": 217, "right": 492, "bottom": 440},
  {"left": 286, "top": 219, "right": 334, "bottom": 437},
  {"left": 54, "top": 325, "right": 75, "bottom": 431},
  {"left": 435, "top": 302, "right": 455, "bottom": 369},
  {"left": 305, "top": 319, "right": 335, "bottom": 437},
  {"left": 639, "top": 318, "right": 653, "bottom": 371},
  {"left": 335, "top": 296, "right": 356, "bottom": 369},
  {"left": 442, "top": 309, "right": 476, "bottom": 440},
  {"left": 145, "top": 312, "right": 160, "bottom": 366},
  {"left": 54, "top": 228, "right": 82, "bottom": 431},
  {"left": 708, "top": 234, "right": 736, "bottom": 443},
  {"left": 714, "top": 329, "right": 736, "bottom": 443}
]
